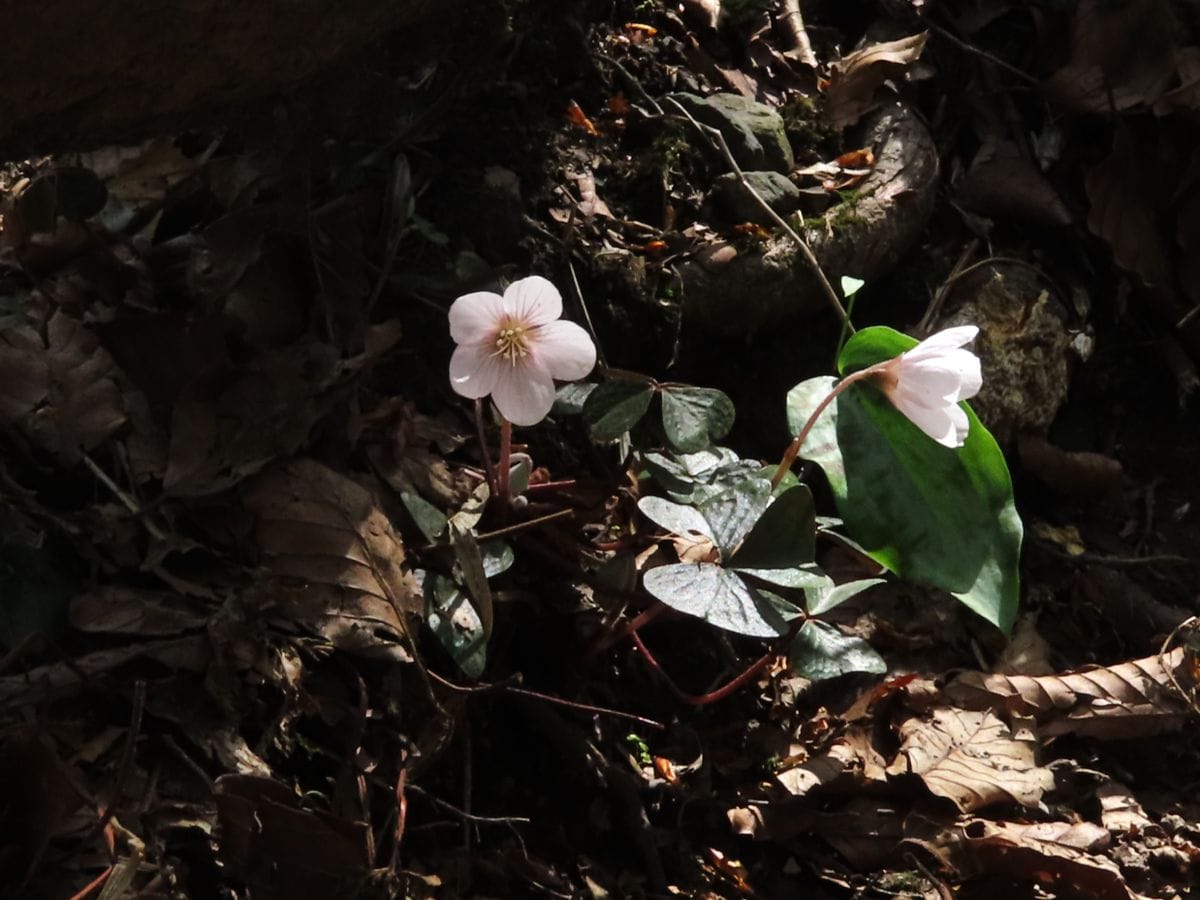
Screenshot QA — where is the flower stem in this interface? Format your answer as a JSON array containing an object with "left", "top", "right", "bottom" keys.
[
  {"left": 474, "top": 399, "right": 497, "bottom": 498},
  {"left": 496, "top": 416, "right": 513, "bottom": 507},
  {"left": 770, "top": 366, "right": 880, "bottom": 490}
]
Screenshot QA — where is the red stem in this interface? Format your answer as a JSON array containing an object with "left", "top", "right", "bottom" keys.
[
  {"left": 584, "top": 601, "right": 672, "bottom": 659},
  {"left": 630, "top": 624, "right": 799, "bottom": 707}
]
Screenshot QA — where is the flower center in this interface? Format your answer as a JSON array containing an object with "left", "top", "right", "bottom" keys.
[{"left": 493, "top": 318, "right": 531, "bottom": 364}]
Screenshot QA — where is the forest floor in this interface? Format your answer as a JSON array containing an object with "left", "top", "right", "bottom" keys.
[{"left": 1, "top": 1, "right": 1200, "bottom": 898}]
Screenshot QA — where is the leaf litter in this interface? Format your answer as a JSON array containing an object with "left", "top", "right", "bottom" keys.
[{"left": 1, "top": 1, "right": 1200, "bottom": 898}]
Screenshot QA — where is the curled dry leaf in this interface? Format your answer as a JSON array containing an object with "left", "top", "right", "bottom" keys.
[
  {"left": 887, "top": 708, "right": 1054, "bottom": 812},
  {"left": 825, "top": 33, "right": 928, "bottom": 129},
  {"left": 940, "top": 647, "right": 1197, "bottom": 738},
  {"left": 241, "top": 458, "right": 421, "bottom": 663}
]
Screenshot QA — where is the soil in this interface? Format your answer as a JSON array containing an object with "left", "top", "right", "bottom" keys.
[{"left": 1, "top": 1, "right": 1199, "bottom": 898}]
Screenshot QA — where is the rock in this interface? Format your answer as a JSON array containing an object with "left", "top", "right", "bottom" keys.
[
  {"left": 678, "top": 101, "right": 938, "bottom": 333},
  {"left": 664, "top": 92, "right": 794, "bottom": 174},
  {"left": 711, "top": 171, "right": 802, "bottom": 224}
]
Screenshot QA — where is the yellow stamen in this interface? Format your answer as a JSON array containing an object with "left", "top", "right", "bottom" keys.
[{"left": 493, "top": 319, "right": 530, "bottom": 364}]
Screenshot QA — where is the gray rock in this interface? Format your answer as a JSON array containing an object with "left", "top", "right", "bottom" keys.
[
  {"left": 711, "top": 171, "right": 801, "bottom": 223},
  {"left": 664, "top": 92, "right": 794, "bottom": 174}
]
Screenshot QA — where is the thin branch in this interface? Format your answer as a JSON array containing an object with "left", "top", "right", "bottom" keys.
[{"left": 661, "top": 96, "right": 852, "bottom": 331}]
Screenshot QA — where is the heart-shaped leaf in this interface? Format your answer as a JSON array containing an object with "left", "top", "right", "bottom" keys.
[
  {"left": 642, "top": 563, "right": 798, "bottom": 637},
  {"left": 583, "top": 380, "right": 655, "bottom": 441},
  {"left": 728, "top": 484, "right": 816, "bottom": 571},
  {"left": 697, "top": 478, "right": 771, "bottom": 557},
  {"left": 637, "top": 496, "right": 715, "bottom": 543},
  {"left": 786, "top": 327, "right": 1021, "bottom": 633},
  {"left": 661, "top": 385, "right": 735, "bottom": 452},
  {"left": 788, "top": 619, "right": 887, "bottom": 681},
  {"left": 805, "top": 577, "right": 886, "bottom": 616}
]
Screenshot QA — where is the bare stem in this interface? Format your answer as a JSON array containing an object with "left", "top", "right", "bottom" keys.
[
  {"left": 496, "top": 416, "right": 513, "bottom": 510},
  {"left": 630, "top": 624, "right": 799, "bottom": 707},
  {"left": 474, "top": 399, "right": 497, "bottom": 498}
]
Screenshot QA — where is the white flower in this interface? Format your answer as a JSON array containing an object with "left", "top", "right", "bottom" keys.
[
  {"left": 874, "top": 325, "right": 982, "bottom": 448},
  {"left": 449, "top": 276, "right": 597, "bottom": 426}
]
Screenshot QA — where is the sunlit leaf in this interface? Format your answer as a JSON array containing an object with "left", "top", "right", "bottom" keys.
[
  {"left": 661, "top": 385, "right": 735, "bottom": 452},
  {"left": 788, "top": 619, "right": 887, "bottom": 681}
]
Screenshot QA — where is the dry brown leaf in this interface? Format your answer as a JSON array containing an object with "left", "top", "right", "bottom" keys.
[
  {"left": 1086, "top": 128, "right": 1173, "bottom": 291},
  {"left": 1017, "top": 434, "right": 1124, "bottom": 502},
  {"left": 1043, "top": 0, "right": 1178, "bottom": 113},
  {"left": 776, "top": 725, "right": 886, "bottom": 796},
  {"left": 941, "top": 648, "right": 1196, "bottom": 738},
  {"left": 1153, "top": 46, "right": 1200, "bottom": 116},
  {"left": 825, "top": 33, "right": 928, "bottom": 129},
  {"left": 887, "top": 708, "right": 1054, "bottom": 812},
  {"left": 0, "top": 311, "right": 127, "bottom": 464},
  {"left": 0, "top": 637, "right": 210, "bottom": 707},
  {"left": 958, "top": 139, "right": 1072, "bottom": 227},
  {"left": 69, "top": 587, "right": 208, "bottom": 636},
  {"left": 960, "top": 819, "right": 1137, "bottom": 900},
  {"left": 241, "top": 458, "right": 421, "bottom": 662},
  {"left": 163, "top": 344, "right": 339, "bottom": 496},
  {"left": 215, "top": 774, "right": 370, "bottom": 900},
  {"left": 1096, "top": 781, "right": 1156, "bottom": 835}
]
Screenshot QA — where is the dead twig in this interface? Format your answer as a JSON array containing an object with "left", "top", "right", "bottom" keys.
[
  {"left": 777, "top": 0, "right": 817, "bottom": 67},
  {"left": 661, "top": 96, "right": 853, "bottom": 332}
]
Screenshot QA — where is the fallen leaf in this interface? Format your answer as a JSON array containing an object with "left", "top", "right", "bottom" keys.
[
  {"left": 241, "top": 458, "right": 421, "bottom": 662},
  {"left": 958, "top": 139, "right": 1073, "bottom": 227},
  {"left": 940, "top": 648, "right": 1197, "bottom": 738},
  {"left": 1086, "top": 128, "right": 1173, "bottom": 290},
  {"left": 215, "top": 774, "right": 370, "bottom": 900},
  {"left": 825, "top": 33, "right": 928, "bottom": 129},
  {"left": 1043, "top": 0, "right": 1179, "bottom": 113},
  {"left": 961, "top": 818, "right": 1136, "bottom": 900},
  {"left": 887, "top": 708, "right": 1054, "bottom": 811},
  {"left": 0, "top": 311, "right": 127, "bottom": 464},
  {"left": 1018, "top": 434, "right": 1124, "bottom": 501}
]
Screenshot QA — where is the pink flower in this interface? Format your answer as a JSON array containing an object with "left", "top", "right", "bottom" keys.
[
  {"left": 449, "top": 276, "right": 597, "bottom": 426},
  {"left": 874, "top": 325, "right": 982, "bottom": 448}
]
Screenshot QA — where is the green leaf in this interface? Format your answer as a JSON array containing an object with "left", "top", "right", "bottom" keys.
[
  {"left": 805, "top": 577, "right": 886, "bottom": 616},
  {"left": 697, "top": 478, "right": 771, "bottom": 557},
  {"left": 640, "top": 447, "right": 760, "bottom": 504},
  {"left": 786, "top": 327, "right": 1022, "bottom": 633},
  {"left": 788, "top": 620, "right": 887, "bottom": 681},
  {"left": 642, "top": 563, "right": 797, "bottom": 637},
  {"left": 661, "top": 385, "right": 735, "bottom": 452},
  {"left": 400, "top": 491, "right": 447, "bottom": 544},
  {"left": 638, "top": 496, "right": 715, "bottom": 543},
  {"left": 553, "top": 381, "right": 596, "bottom": 416},
  {"left": 424, "top": 572, "right": 488, "bottom": 679},
  {"left": 582, "top": 380, "right": 655, "bottom": 441},
  {"left": 728, "top": 485, "right": 816, "bottom": 570}
]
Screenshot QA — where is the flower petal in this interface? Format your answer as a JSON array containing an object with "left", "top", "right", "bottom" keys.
[
  {"left": 903, "top": 325, "right": 979, "bottom": 361},
  {"left": 449, "top": 291, "right": 505, "bottom": 345},
  {"left": 531, "top": 320, "right": 597, "bottom": 381},
  {"left": 491, "top": 360, "right": 557, "bottom": 426},
  {"left": 893, "top": 394, "right": 962, "bottom": 447},
  {"left": 449, "top": 343, "right": 504, "bottom": 399},
  {"left": 503, "top": 276, "right": 562, "bottom": 327}
]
